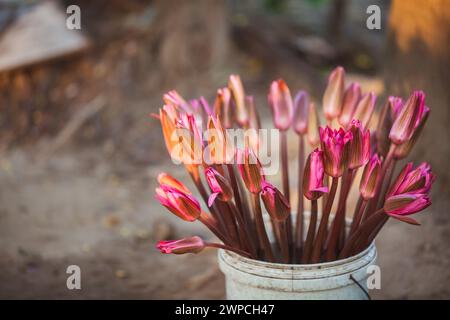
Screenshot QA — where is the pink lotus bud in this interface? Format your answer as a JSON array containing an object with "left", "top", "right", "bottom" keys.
[
  {"left": 205, "top": 167, "right": 234, "bottom": 206},
  {"left": 384, "top": 193, "right": 431, "bottom": 225},
  {"left": 307, "top": 102, "right": 320, "bottom": 147},
  {"left": 338, "top": 83, "right": 361, "bottom": 128},
  {"left": 237, "top": 148, "right": 264, "bottom": 194},
  {"left": 293, "top": 90, "right": 309, "bottom": 135},
  {"left": 389, "top": 91, "right": 426, "bottom": 145},
  {"left": 359, "top": 154, "right": 382, "bottom": 200},
  {"left": 228, "top": 74, "right": 248, "bottom": 126},
  {"left": 394, "top": 106, "right": 430, "bottom": 159},
  {"left": 303, "top": 149, "right": 329, "bottom": 200},
  {"left": 376, "top": 96, "right": 403, "bottom": 156},
  {"left": 156, "top": 236, "right": 205, "bottom": 254},
  {"left": 352, "top": 92, "right": 376, "bottom": 129},
  {"left": 347, "top": 120, "right": 370, "bottom": 169},
  {"left": 387, "top": 162, "right": 435, "bottom": 198},
  {"left": 319, "top": 126, "right": 353, "bottom": 177},
  {"left": 213, "top": 87, "right": 233, "bottom": 129},
  {"left": 268, "top": 79, "right": 293, "bottom": 131},
  {"left": 163, "top": 90, "right": 191, "bottom": 113},
  {"left": 157, "top": 173, "right": 191, "bottom": 194},
  {"left": 155, "top": 186, "right": 201, "bottom": 222},
  {"left": 323, "top": 66, "right": 345, "bottom": 121},
  {"left": 261, "top": 181, "right": 290, "bottom": 221}
]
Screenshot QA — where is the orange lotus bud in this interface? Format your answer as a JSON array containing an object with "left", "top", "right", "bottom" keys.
[
  {"left": 307, "top": 102, "right": 320, "bottom": 147},
  {"left": 352, "top": 92, "right": 376, "bottom": 129},
  {"left": 157, "top": 173, "right": 191, "bottom": 194},
  {"left": 338, "top": 83, "right": 361, "bottom": 128},
  {"left": 228, "top": 74, "right": 248, "bottom": 127},
  {"left": 237, "top": 148, "right": 264, "bottom": 194},
  {"left": 323, "top": 66, "right": 345, "bottom": 121},
  {"left": 213, "top": 87, "right": 233, "bottom": 128}
]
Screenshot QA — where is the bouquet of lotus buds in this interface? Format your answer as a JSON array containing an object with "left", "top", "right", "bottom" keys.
[{"left": 154, "top": 66, "right": 434, "bottom": 264}]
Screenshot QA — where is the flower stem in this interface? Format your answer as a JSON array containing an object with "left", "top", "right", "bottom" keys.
[
  {"left": 280, "top": 131, "right": 294, "bottom": 256},
  {"left": 310, "top": 177, "right": 339, "bottom": 263},
  {"left": 301, "top": 199, "right": 318, "bottom": 263},
  {"left": 198, "top": 211, "right": 230, "bottom": 245},
  {"left": 295, "top": 135, "right": 305, "bottom": 258},
  {"left": 251, "top": 193, "right": 274, "bottom": 262},
  {"left": 227, "top": 201, "right": 257, "bottom": 258},
  {"left": 205, "top": 242, "right": 252, "bottom": 259},
  {"left": 349, "top": 198, "right": 367, "bottom": 236}
]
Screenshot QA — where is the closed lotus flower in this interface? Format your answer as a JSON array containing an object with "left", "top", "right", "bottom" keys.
[
  {"left": 213, "top": 87, "right": 233, "bottom": 129},
  {"left": 377, "top": 96, "right": 403, "bottom": 156},
  {"left": 303, "top": 149, "right": 329, "bottom": 200},
  {"left": 384, "top": 193, "right": 431, "bottom": 225},
  {"left": 157, "top": 236, "right": 205, "bottom": 254},
  {"left": 237, "top": 148, "right": 264, "bottom": 194},
  {"left": 347, "top": 120, "right": 370, "bottom": 169},
  {"left": 387, "top": 162, "right": 435, "bottom": 197},
  {"left": 359, "top": 154, "right": 382, "bottom": 200},
  {"left": 268, "top": 79, "right": 293, "bottom": 131},
  {"left": 293, "top": 90, "right": 309, "bottom": 135},
  {"left": 323, "top": 66, "right": 345, "bottom": 121},
  {"left": 204, "top": 115, "right": 235, "bottom": 165},
  {"left": 307, "top": 103, "right": 320, "bottom": 147},
  {"left": 155, "top": 185, "right": 201, "bottom": 222},
  {"left": 319, "top": 126, "right": 353, "bottom": 177},
  {"left": 261, "top": 181, "right": 290, "bottom": 221},
  {"left": 205, "top": 167, "right": 234, "bottom": 206},
  {"left": 389, "top": 91, "right": 426, "bottom": 145},
  {"left": 352, "top": 92, "right": 376, "bottom": 129},
  {"left": 157, "top": 173, "right": 191, "bottom": 194},
  {"left": 338, "top": 83, "right": 361, "bottom": 128},
  {"left": 228, "top": 74, "right": 248, "bottom": 127}
]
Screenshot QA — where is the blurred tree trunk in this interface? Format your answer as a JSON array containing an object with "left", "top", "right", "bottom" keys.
[
  {"left": 385, "top": 0, "right": 450, "bottom": 192},
  {"left": 149, "top": 0, "right": 229, "bottom": 92}
]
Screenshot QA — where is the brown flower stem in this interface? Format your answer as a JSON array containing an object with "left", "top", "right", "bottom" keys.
[
  {"left": 277, "top": 220, "right": 291, "bottom": 263},
  {"left": 217, "top": 201, "right": 240, "bottom": 248},
  {"left": 280, "top": 131, "right": 294, "bottom": 254},
  {"left": 227, "top": 201, "right": 257, "bottom": 258},
  {"left": 251, "top": 193, "right": 274, "bottom": 262},
  {"left": 349, "top": 198, "right": 367, "bottom": 236},
  {"left": 310, "top": 177, "right": 339, "bottom": 263},
  {"left": 295, "top": 134, "right": 305, "bottom": 257},
  {"left": 205, "top": 242, "right": 252, "bottom": 259},
  {"left": 325, "top": 169, "right": 354, "bottom": 261},
  {"left": 338, "top": 209, "right": 385, "bottom": 259},
  {"left": 198, "top": 211, "right": 231, "bottom": 245},
  {"left": 377, "top": 160, "right": 397, "bottom": 208},
  {"left": 301, "top": 199, "right": 318, "bottom": 263},
  {"left": 366, "top": 144, "right": 396, "bottom": 218},
  {"left": 352, "top": 215, "right": 389, "bottom": 255}
]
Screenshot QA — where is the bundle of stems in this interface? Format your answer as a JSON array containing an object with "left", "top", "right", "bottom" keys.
[{"left": 154, "top": 67, "right": 434, "bottom": 264}]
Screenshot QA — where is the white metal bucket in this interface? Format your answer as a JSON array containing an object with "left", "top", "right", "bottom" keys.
[{"left": 217, "top": 213, "right": 377, "bottom": 300}]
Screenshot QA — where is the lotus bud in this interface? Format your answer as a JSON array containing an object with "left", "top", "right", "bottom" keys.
[
  {"left": 302, "top": 149, "right": 329, "bottom": 200},
  {"left": 384, "top": 193, "right": 431, "bottom": 225},
  {"left": 347, "top": 119, "right": 370, "bottom": 169},
  {"left": 307, "top": 102, "right": 320, "bottom": 147},
  {"left": 205, "top": 167, "right": 234, "bottom": 206},
  {"left": 323, "top": 66, "right": 345, "bottom": 121},
  {"left": 228, "top": 74, "right": 248, "bottom": 127},
  {"left": 246, "top": 96, "right": 261, "bottom": 152},
  {"left": 261, "top": 181, "right": 290, "bottom": 221},
  {"left": 163, "top": 90, "right": 190, "bottom": 113},
  {"left": 204, "top": 115, "right": 235, "bottom": 165},
  {"left": 394, "top": 107, "right": 430, "bottom": 159},
  {"left": 237, "top": 148, "right": 264, "bottom": 194},
  {"left": 155, "top": 186, "right": 201, "bottom": 222},
  {"left": 389, "top": 91, "right": 426, "bottom": 145},
  {"left": 268, "top": 79, "right": 293, "bottom": 131},
  {"left": 157, "top": 173, "right": 191, "bottom": 194},
  {"left": 319, "top": 126, "right": 353, "bottom": 177},
  {"left": 213, "top": 87, "right": 233, "bottom": 128},
  {"left": 293, "top": 90, "right": 309, "bottom": 135},
  {"left": 338, "top": 83, "right": 361, "bottom": 128},
  {"left": 359, "top": 154, "right": 382, "bottom": 200},
  {"left": 352, "top": 92, "right": 376, "bottom": 129},
  {"left": 157, "top": 236, "right": 205, "bottom": 254},
  {"left": 377, "top": 97, "right": 403, "bottom": 156},
  {"left": 387, "top": 162, "right": 434, "bottom": 197}
]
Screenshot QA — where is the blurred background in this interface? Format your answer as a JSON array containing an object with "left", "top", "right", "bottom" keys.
[{"left": 0, "top": 0, "right": 449, "bottom": 299}]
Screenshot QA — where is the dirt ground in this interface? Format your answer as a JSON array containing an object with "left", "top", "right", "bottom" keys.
[{"left": 1, "top": 0, "right": 449, "bottom": 300}]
